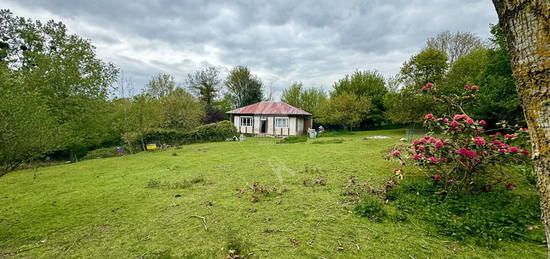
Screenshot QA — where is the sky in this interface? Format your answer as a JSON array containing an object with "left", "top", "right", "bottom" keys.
[{"left": 3, "top": 0, "right": 498, "bottom": 99}]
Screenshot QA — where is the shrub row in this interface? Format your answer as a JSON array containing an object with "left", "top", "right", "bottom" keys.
[{"left": 127, "top": 120, "right": 238, "bottom": 150}]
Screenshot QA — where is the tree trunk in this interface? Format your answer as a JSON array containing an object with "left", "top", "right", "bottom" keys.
[{"left": 492, "top": 0, "right": 550, "bottom": 256}]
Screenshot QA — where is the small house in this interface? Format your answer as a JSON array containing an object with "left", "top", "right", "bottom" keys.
[{"left": 227, "top": 101, "right": 312, "bottom": 136}]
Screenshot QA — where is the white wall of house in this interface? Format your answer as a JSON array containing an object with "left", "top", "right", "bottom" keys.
[{"left": 233, "top": 115, "right": 307, "bottom": 136}]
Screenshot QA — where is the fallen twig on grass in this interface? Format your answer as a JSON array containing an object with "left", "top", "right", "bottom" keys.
[{"left": 189, "top": 215, "right": 208, "bottom": 231}]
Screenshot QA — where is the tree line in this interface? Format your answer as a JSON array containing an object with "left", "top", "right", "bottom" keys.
[
  {"left": 0, "top": 10, "right": 269, "bottom": 175},
  {"left": 281, "top": 25, "right": 522, "bottom": 131}
]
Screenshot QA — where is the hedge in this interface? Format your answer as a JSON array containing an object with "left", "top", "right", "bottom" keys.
[{"left": 139, "top": 120, "right": 238, "bottom": 147}]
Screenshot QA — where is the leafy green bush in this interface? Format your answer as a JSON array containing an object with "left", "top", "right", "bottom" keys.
[
  {"left": 388, "top": 179, "right": 545, "bottom": 246},
  {"left": 354, "top": 194, "right": 386, "bottom": 220},
  {"left": 276, "top": 135, "right": 307, "bottom": 144},
  {"left": 311, "top": 138, "right": 344, "bottom": 144},
  {"left": 81, "top": 147, "right": 117, "bottom": 160}
]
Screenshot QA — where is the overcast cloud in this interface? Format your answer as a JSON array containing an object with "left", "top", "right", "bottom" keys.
[{"left": 3, "top": 0, "right": 498, "bottom": 99}]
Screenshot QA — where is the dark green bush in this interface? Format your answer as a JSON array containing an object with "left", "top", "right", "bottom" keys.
[
  {"left": 81, "top": 147, "right": 117, "bottom": 160},
  {"left": 276, "top": 135, "right": 307, "bottom": 144},
  {"left": 136, "top": 120, "right": 238, "bottom": 147},
  {"left": 354, "top": 194, "right": 386, "bottom": 220},
  {"left": 388, "top": 178, "right": 545, "bottom": 246}
]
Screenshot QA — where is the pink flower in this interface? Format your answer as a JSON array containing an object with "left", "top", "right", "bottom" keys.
[
  {"left": 466, "top": 118, "right": 474, "bottom": 125},
  {"left": 453, "top": 114, "right": 469, "bottom": 120},
  {"left": 412, "top": 153, "right": 421, "bottom": 160},
  {"left": 463, "top": 84, "right": 470, "bottom": 89},
  {"left": 424, "top": 113, "right": 434, "bottom": 120},
  {"left": 499, "top": 148, "right": 507, "bottom": 153},
  {"left": 509, "top": 147, "right": 519, "bottom": 153},
  {"left": 420, "top": 87, "right": 428, "bottom": 91},
  {"left": 442, "top": 118, "right": 449, "bottom": 123},
  {"left": 429, "top": 137, "right": 436, "bottom": 143},
  {"left": 391, "top": 150, "right": 400, "bottom": 157},
  {"left": 425, "top": 82, "right": 434, "bottom": 88},
  {"left": 428, "top": 156, "right": 437, "bottom": 163},
  {"left": 470, "top": 85, "right": 479, "bottom": 91},
  {"left": 521, "top": 149, "right": 530, "bottom": 156},
  {"left": 473, "top": 136, "right": 486, "bottom": 146},
  {"left": 492, "top": 139, "right": 501, "bottom": 145},
  {"left": 434, "top": 174, "right": 442, "bottom": 180},
  {"left": 412, "top": 140, "right": 420, "bottom": 146},
  {"left": 433, "top": 97, "right": 441, "bottom": 102},
  {"left": 450, "top": 121, "right": 459, "bottom": 127},
  {"left": 418, "top": 145, "right": 426, "bottom": 151},
  {"left": 458, "top": 148, "right": 476, "bottom": 158},
  {"left": 479, "top": 120, "right": 486, "bottom": 125},
  {"left": 392, "top": 168, "right": 402, "bottom": 173},
  {"left": 504, "top": 134, "right": 516, "bottom": 139},
  {"left": 435, "top": 141, "right": 444, "bottom": 148}
]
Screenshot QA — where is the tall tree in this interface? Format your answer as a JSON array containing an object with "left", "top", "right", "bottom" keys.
[
  {"left": 281, "top": 82, "right": 326, "bottom": 117},
  {"left": 316, "top": 93, "right": 372, "bottom": 130},
  {"left": 426, "top": 31, "right": 484, "bottom": 64},
  {"left": 0, "top": 66, "right": 60, "bottom": 175},
  {"left": 186, "top": 66, "right": 221, "bottom": 106},
  {"left": 161, "top": 88, "right": 204, "bottom": 131},
  {"left": 469, "top": 25, "right": 524, "bottom": 126},
  {"left": 492, "top": 0, "right": 550, "bottom": 255},
  {"left": 400, "top": 48, "right": 448, "bottom": 86},
  {"left": 147, "top": 73, "right": 176, "bottom": 98},
  {"left": 225, "top": 66, "right": 263, "bottom": 108},
  {"left": 0, "top": 9, "right": 119, "bottom": 162},
  {"left": 332, "top": 70, "right": 387, "bottom": 127}
]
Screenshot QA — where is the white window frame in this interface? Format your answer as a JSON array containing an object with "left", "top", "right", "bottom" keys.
[
  {"left": 240, "top": 116, "right": 253, "bottom": 127},
  {"left": 275, "top": 117, "right": 289, "bottom": 128}
]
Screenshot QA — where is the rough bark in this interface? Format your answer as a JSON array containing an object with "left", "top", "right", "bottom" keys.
[{"left": 492, "top": 0, "right": 550, "bottom": 256}]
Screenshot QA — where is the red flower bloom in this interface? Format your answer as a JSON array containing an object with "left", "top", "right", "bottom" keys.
[
  {"left": 442, "top": 118, "right": 449, "bottom": 123},
  {"left": 463, "top": 84, "right": 470, "bottom": 89},
  {"left": 391, "top": 150, "right": 400, "bottom": 157},
  {"left": 450, "top": 121, "right": 459, "bottom": 127},
  {"left": 470, "top": 85, "right": 479, "bottom": 91},
  {"left": 412, "top": 153, "right": 421, "bottom": 160},
  {"left": 466, "top": 118, "right": 474, "bottom": 125},
  {"left": 425, "top": 83, "right": 434, "bottom": 88},
  {"left": 504, "top": 134, "right": 516, "bottom": 139},
  {"left": 418, "top": 145, "right": 426, "bottom": 151},
  {"left": 433, "top": 97, "right": 441, "bottom": 102},
  {"left": 435, "top": 141, "right": 444, "bottom": 148},
  {"left": 521, "top": 149, "right": 530, "bottom": 156},
  {"left": 424, "top": 113, "right": 434, "bottom": 120},
  {"left": 473, "top": 136, "right": 486, "bottom": 146},
  {"left": 428, "top": 156, "right": 437, "bottom": 163},
  {"left": 458, "top": 148, "right": 476, "bottom": 158},
  {"left": 509, "top": 147, "right": 519, "bottom": 153},
  {"left": 434, "top": 174, "right": 442, "bottom": 180},
  {"left": 479, "top": 120, "right": 486, "bottom": 125},
  {"left": 499, "top": 148, "right": 507, "bottom": 153}
]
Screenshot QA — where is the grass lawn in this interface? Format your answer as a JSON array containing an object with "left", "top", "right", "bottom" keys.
[{"left": 0, "top": 129, "right": 546, "bottom": 258}]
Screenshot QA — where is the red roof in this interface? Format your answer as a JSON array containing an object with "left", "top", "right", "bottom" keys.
[{"left": 227, "top": 101, "right": 311, "bottom": 115}]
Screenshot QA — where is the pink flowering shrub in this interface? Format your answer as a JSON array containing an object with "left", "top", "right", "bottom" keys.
[{"left": 389, "top": 83, "right": 531, "bottom": 193}]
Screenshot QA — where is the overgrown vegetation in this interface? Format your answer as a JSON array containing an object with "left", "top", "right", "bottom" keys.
[{"left": 386, "top": 178, "right": 544, "bottom": 247}]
